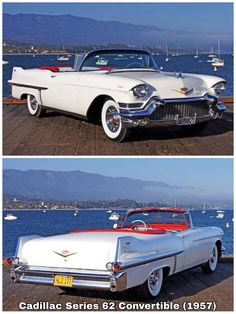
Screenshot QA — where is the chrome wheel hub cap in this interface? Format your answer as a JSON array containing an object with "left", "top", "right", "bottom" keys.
[
  {"left": 209, "top": 247, "right": 217, "bottom": 269},
  {"left": 149, "top": 271, "right": 160, "bottom": 290},
  {"left": 30, "top": 97, "right": 37, "bottom": 110},
  {"left": 106, "top": 106, "right": 120, "bottom": 133}
]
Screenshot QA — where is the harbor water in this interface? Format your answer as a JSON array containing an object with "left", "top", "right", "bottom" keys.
[{"left": 3, "top": 209, "right": 233, "bottom": 257}]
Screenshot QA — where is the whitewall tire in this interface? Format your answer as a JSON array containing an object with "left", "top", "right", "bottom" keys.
[
  {"left": 101, "top": 99, "right": 128, "bottom": 142},
  {"left": 201, "top": 244, "right": 218, "bottom": 273},
  {"left": 27, "top": 95, "right": 46, "bottom": 117},
  {"left": 137, "top": 268, "right": 163, "bottom": 299}
]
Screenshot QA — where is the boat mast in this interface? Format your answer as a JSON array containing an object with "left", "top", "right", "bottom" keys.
[{"left": 218, "top": 40, "right": 221, "bottom": 59}]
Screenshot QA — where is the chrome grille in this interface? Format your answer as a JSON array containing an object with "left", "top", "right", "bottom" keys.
[{"left": 150, "top": 100, "right": 210, "bottom": 120}]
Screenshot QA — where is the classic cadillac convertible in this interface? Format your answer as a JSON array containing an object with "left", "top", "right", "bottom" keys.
[
  {"left": 9, "top": 49, "right": 226, "bottom": 141},
  {"left": 9, "top": 208, "right": 223, "bottom": 299}
]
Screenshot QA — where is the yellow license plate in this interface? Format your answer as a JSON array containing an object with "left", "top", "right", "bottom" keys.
[{"left": 53, "top": 275, "right": 73, "bottom": 287}]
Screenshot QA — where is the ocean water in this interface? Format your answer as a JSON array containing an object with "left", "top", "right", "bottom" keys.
[
  {"left": 3, "top": 209, "right": 233, "bottom": 257},
  {"left": 3, "top": 54, "right": 233, "bottom": 97}
]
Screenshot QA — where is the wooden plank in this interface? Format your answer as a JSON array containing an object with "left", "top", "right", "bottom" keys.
[
  {"left": 2, "top": 263, "right": 233, "bottom": 311},
  {"left": 3, "top": 104, "right": 233, "bottom": 156},
  {"left": 3, "top": 98, "right": 26, "bottom": 105}
]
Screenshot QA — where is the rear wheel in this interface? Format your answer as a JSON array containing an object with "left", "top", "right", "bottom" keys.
[
  {"left": 181, "top": 122, "right": 208, "bottom": 134},
  {"left": 136, "top": 268, "right": 163, "bottom": 299},
  {"left": 101, "top": 99, "right": 128, "bottom": 142},
  {"left": 201, "top": 244, "right": 218, "bottom": 273},
  {"left": 27, "top": 94, "right": 46, "bottom": 117}
]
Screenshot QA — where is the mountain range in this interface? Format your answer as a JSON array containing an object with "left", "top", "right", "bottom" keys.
[
  {"left": 3, "top": 13, "right": 232, "bottom": 50},
  {"left": 3, "top": 169, "right": 230, "bottom": 204}
]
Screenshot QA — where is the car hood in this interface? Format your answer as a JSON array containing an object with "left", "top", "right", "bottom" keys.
[{"left": 109, "top": 70, "right": 225, "bottom": 99}]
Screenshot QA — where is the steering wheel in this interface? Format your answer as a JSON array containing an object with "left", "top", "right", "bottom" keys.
[
  {"left": 126, "top": 62, "right": 143, "bottom": 68},
  {"left": 129, "top": 219, "right": 147, "bottom": 231}
]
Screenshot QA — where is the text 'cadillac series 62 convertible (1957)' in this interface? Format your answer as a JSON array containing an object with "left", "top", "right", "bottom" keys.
[
  {"left": 9, "top": 207, "right": 223, "bottom": 299},
  {"left": 9, "top": 49, "right": 226, "bottom": 142}
]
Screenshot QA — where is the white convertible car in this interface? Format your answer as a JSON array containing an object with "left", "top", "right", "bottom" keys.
[
  {"left": 9, "top": 208, "right": 223, "bottom": 299},
  {"left": 9, "top": 49, "right": 226, "bottom": 141}
]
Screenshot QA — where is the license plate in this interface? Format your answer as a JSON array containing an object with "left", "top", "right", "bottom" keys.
[
  {"left": 53, "top": 275, "right": 73, "bottom": 287},
  {"left": 176, "top": 116, "right": 196, "bottom": 125}
]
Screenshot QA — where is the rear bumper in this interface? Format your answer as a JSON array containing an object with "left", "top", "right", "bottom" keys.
[
  {"left": 118, "top": 96, "right": 226, "bottom": 128},
  {"left": 11, "top": 265, "right": 127, "bottom": 292}
]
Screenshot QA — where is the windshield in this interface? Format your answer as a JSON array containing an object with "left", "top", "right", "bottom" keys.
[
  {"left": 79, "top": 50, "right": 158, "bottom": 72},
  {"left": 120, "top": 210, "right": 187, "bottom": 227}
]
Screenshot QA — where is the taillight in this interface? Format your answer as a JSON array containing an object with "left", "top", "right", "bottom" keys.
[
  {"left": 113, "top": 262, "right": 121, "bottom": 271},
  {"left": 6, "top": 257, "right": 19, "bottom": 266},
  {"left": 106, "top": 262, "right": 122, "bottom": 271}
]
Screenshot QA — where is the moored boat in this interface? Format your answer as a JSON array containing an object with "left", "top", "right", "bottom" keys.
[
  {"left": 57, "top": 55, "right": 70, "bottom": 61},
  {"left": 211, "top": 40, "right": 224, "bottom": 67},
  {"left": 4, "top": 213, "right": 18, "bottom": 221},
  {"left": 109, "top": 212, "right": 119, "bottom": 220},
  {"left": 216, "top": 210, "right": 225, "bottom": 219}
]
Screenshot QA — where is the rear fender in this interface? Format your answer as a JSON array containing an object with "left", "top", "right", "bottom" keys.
[{"left": 15, "top": 235, "right": 42, "bottom": 262}]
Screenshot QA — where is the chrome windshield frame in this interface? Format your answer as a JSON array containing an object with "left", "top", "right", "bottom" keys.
[{"left": 78, "top": 48, "right": 159, "bottom": 72}]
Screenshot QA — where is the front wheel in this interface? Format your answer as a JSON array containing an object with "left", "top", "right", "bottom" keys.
[
  {"left": 27, "top": 95, "right": 46, "bottom": 117},
  {"left": 136, "top": 268, "right": 163, "bottom": 299},
  {"left": 101, "top": 99, "right": 128, "bottom": 142},
  {"left": 201, "top": 244, "right": 218, "bottom": 273},
  {"left": 180, "top": 122, "right": 208, "bottom": 134}
]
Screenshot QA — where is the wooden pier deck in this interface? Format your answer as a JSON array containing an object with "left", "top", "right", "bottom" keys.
[
  {"left": 3, "top": 97, "right": 233, "bottom": 156},
  {"left": 2, "top": 261, "right": 233, "bottom": 311}
]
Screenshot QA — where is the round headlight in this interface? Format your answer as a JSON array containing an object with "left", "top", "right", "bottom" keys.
[
  {"left": 132, "top": 84, "right": 148, "bottom": 98},
  {"left": 211, "top": 82, "right": 226, "bottom": 96}
]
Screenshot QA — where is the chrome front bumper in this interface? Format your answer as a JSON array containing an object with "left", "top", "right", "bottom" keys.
[
  {"left": 119, "top": 97, "right": 226, "bottom": 128},
  {"left": 11, "top": 265, "right": 127, "bottom": 292}
]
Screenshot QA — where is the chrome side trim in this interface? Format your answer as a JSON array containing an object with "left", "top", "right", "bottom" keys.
[
  {"left": 193, "top": 235, "right": 222, "bottom": 242},
  {"left": 9, "top": 82, "right": 48, "bottom": 90},
  {"left": 118, "top": 249, "right": 184, "bottom": 270}
]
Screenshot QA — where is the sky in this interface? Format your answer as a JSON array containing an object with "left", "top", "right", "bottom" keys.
[
  {"left": 3, "top": 158, "right": 233, "bottom": 198},
  {"left": 3, "top": 2, "right": 233, "bottom": 35}
]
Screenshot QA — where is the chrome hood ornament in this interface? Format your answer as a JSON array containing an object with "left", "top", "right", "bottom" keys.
[{"left": 172, "top": 87, "right": 194, "bottom": 95}]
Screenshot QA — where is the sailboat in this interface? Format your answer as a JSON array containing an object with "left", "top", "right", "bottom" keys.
[
  {"left": 194, "top": 47, "right": 199, "bottom": 58},
  {"left": 201, "top": 202, "right": 206, "bottom": 214},
  {"left": 208, "top": 47, "right": 216, "bottom": 58},
  {"left": 165, "top": 44, "right": 170, "bottom": 62},
  {"left": 211, "top": 40, "right": 224, "bottom": 67}
]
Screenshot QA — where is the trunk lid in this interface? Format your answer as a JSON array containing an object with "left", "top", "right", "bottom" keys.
[{"left": 20, "top": 232, "right": 121, "bottom": 270}]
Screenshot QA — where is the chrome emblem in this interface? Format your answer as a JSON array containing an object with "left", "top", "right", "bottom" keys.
[
  {"left": 53, "top": 250, "right": 77, "bottom": 258},
  {"left": 172, "top": 87, "right": 193, "bottom": 95}
]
